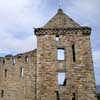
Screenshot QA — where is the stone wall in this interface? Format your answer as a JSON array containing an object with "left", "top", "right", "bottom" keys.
[
  {"left": 0, "top": 50, "right": 37, "bottom": 100},
  {"left": 0, "top": 27, "right": 97, "bottom": 100},
  {"left": 36, "top": 27, "right": 97, "bottom": 100}
]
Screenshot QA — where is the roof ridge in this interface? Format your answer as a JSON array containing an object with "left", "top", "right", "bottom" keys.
[{"left": 42, "top": 9, "right": 80, "bottom": 29}]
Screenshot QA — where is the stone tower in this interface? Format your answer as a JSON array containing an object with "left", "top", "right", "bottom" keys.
[{"left": 35, "top": 9, "right": 97, "bottom": 100}]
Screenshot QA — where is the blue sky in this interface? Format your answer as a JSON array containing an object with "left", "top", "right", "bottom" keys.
[{"left": 0, "top": 0, "right": 100, "bottom": 85}]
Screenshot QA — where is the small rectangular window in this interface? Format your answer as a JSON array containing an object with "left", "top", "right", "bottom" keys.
[
  {"left": 58, "top": 72, "right": 66, "bottom": 86},
  {"left": 72, "top": 44, "right": 76, "bottom": 62},
  {"left": 57, "top": 48, "right": 65, "bottom": 60},
  {"left": 1, "top": 90, "right": 4, "bottom": 98},
  {"left": 20, "top": 67, "right": 24, "bottom": 78},
  {"left": 25, "top": 56, "right": 28, "bottom": 62},
  {"left": 72, "top": 93, "right": 75, "bottom": 100},
  {"left": 5, "top": 69, "right": 7, "bottom": 78},
  {"left": 56, "top": 91, "right": 60, "bottom": 100},
  {"left": 3, "top": 59, "right": 5, "bottom": 64},
  {"left": 55, "top": 34, "right": 59, "bottom": 41}
]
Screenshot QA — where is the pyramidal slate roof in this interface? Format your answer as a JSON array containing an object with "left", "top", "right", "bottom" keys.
[{"left": 43, "top": 9, "right": 80, "bottom": 28}]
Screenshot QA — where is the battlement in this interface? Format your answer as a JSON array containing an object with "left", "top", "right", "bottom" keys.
[
  {"left": 0, "top": 49, "right": 37, "bottom": 100},
  {"left": 0, "top": 49, "right": 37, "bottom": 66},
  {"left": 35, "top": 27, "right": 91, "bottom": 36}
]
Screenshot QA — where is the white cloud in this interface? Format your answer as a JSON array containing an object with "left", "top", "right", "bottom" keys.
[
  {"left": 0, "top": 0, "right": 99, "bottom": 54},
  {"left": 0, "top": 0, "right": 43, "bottom": 55},
  {"left": 0, "top": 0, "right": 100, "bottom": 85},
  {"left": 64, "top": 0, "right": 100, "bottom": 26},
  {"left": 0, "top": 29, "right": 37, "bottom": 53}
]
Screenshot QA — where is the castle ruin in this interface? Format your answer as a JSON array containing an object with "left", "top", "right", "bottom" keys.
[{"left": 0, "top": 9, "right": 97, "bottom": 100}]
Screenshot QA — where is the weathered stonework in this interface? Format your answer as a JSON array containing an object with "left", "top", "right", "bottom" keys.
[
  {"left": 0, "top": 9, "right": 97, "bottom": 100},
  {"left": 0, "top": 50, "right": 37, "bottom": 100}
]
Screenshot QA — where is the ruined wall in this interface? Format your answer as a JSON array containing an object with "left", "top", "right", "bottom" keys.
[
  {"left": 0, "top": 27, "right": 97, "bottom": 100},
  {"left": 0, "top": 8, "right": 97, "bottom": 100},
  {"left": 35, "top": 27, "right": 97, "bottom": 100},
  {"left": 0, "top": 50, "right": 37, "bottom": 100}
]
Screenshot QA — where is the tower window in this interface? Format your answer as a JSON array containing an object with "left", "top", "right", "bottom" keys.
[
  {"left": 55, "top": 34, "right": 59, "bottom": 41},
  {"left": 57, "top": 48, "right": 65, "bottom": 60},
  {"left": 5, "top": 69, "right": 7, "bottom": 78},
  {"left": 20, "top": 67, "right": 24, "bottom": 78},
  {"left": 58, "top": 72, "right": 66, "bottom": 86},
  {"left": 1, "top": 90, "right": 4, "bottom": 98},
  {"left": 72, "top": 44, "right": 76, "bottom": 62}
]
